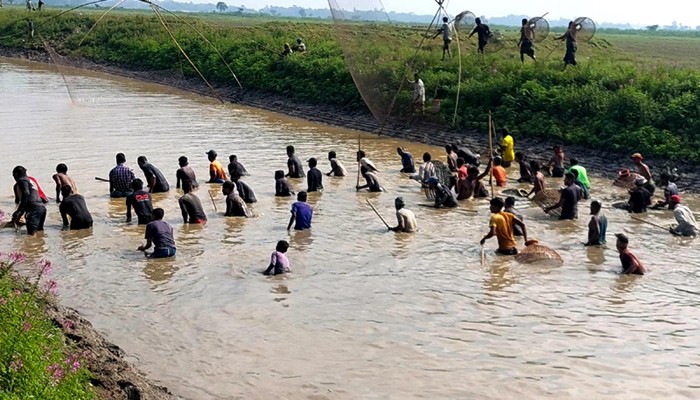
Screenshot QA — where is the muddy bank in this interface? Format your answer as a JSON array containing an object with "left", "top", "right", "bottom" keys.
[
  {"left": 45, "top": 301, "right": 176, "bottom": 400},
  {"left": 2, "top": 45, "right": 699, "bottom": 192}
]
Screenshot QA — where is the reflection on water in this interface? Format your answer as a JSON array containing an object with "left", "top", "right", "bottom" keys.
[{"left": 2, "top": 58, "right": 700, "bottom": 399}]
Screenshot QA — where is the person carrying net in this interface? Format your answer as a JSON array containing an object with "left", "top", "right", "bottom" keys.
[
  {"left": 518, "top": 18, "right": 536, "bottom": 63},
  {"left": 555, "top": 21, "right": 577, "bottom": 69},
  {"left": 432, "top": 17, "right": 452, "bottom": 60}
]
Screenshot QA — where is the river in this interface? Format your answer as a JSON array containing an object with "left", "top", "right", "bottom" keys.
[{"left": 1, "top": 57, "right": 699, "bottom": 399}]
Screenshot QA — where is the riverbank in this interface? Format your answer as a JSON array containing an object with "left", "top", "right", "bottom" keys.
[{"left": 2, "top": 45, "right": 699, "bottom": 193}]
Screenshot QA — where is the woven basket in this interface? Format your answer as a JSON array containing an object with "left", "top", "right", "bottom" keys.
[
  {"left": 613, "top": 172, "right": 638, "bottom": 189},
  {"left": 532, "top": 189, "right": 562, "bottom": 217},
  {"left": 516, "top": 241, "right": 563, "bottom": 264}
]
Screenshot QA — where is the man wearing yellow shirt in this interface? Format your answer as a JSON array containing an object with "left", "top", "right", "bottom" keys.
[
  {"left": 206, "top": 150, "right": 227, "bottom": 184},
  {"left": 499, "top": 128, "right": 515, "bottom": 168},
  {"left": 480, "top": 197, "right": 528, "bottom": 255}
]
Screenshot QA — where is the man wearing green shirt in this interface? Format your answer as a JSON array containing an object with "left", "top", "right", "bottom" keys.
[{"left": 567, "top": 158, "right": 590, "bottom": 190}]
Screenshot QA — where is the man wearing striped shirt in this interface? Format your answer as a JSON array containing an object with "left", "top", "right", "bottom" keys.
[{"left": 109, "top": 153, "right": 135, "bottom": 198}]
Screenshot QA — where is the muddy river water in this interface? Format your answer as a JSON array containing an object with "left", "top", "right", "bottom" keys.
[{"left": 1, "top": 58, "right": 699, "bottom": 399}]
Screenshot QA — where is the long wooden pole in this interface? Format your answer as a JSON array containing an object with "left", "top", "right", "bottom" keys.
[
  {"left": 366, "top": 199, "right": 391, "bottom": 229},
  {"left": 208, "top": 191, "right": 218, "bottom": 212},
  {"left": 488, "top": 111, "right": 495, "bottom": 199},
  {"left": 630, "top": 215, "right": 668, "bottom": 232}
]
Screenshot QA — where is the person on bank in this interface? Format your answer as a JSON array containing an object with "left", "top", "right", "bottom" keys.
[
  {"left": 176, "top": 156, "right": 198, "bottom": 190},
  {"left": 275, "top": 170, "right": 295, "bottom": 197},
  {"left": 669, "top": 195, "right": 698, "bottom": 237},
  {"left": 518, "top": 18, "right": 536, "bottom": 63},
  {"left": 326, "top": 151, "right": 348, "bottom": 177},
  {"left": 227, "top": 154, "right": 250, "bottom": 182},
  {"left": 206, "top": 150, "right": 227, "bottom": 184},
  {"left": 427, "top": 177, "right": 458, "bottom": 208},
  {"left": 52, "top": 163, "right": 78, "bottom": 203},
  {"left": 555, "top": 21, "right": 577, "bottom": 69},
  {"left": 307, "top": 158, "right": 324, "bottom": 192},
  {"left": 12, "top": 166, "right": 47, "bottom": 236},
  {"left": 59, "top": 185, "right": 93, "bottom": 230},
  {"left": 139, "top": 208, "right": 176, "bottom": 259},
  {"left": 585, "top": 200, "right": 608, "bottom": 246},
  {"left": 178, "top": 182, "right": 207, "bottom": 224},
  {"left": 288, "top": 191, "right": 313, "bottom": 231},
  {"left": 397, "top": 147, "right": 416, "bottom": 174},
  {"left": 544, "top": 173, "right": 582, "bottom": 220},
  {"left": 389, "top": 197, "right": 417, "bottom": 233},
  {"left": 222, "top": 181, "right": 252, "bottom": 218},
  {"left": 109, "top": 153, "right": 135, "bottom": 198},
  {"left": 137, "top": 156, "right": 169, "bottom": 193},
  {"left": 263, "top": 240, "right": 291, "bottom": 276},
  {"left": 286, "top": 145, "right": 305, "bottom": 178},
  {"left": 231, "top": 176, "right": 257, "bottom": 204},
  {"left": 498, "top": 128, "right": 515, "bottom": 168},
  {"left": 356, "top": 170, "right": 384, "bottom": 192},
  {"left": 481, "top": 197, "right": 529, "bottom": 256},
  {"left": 433, "top": 16, "right": 452, "bottom": 60},
  {"left": 616, "top": 233, "right": 645, "bottom": 275},
  {"left": 126, "top": 179, "right": 153, "bottom": 224},
  {"left": 628, "top": 176, "right": 652, "bottom": 214}
]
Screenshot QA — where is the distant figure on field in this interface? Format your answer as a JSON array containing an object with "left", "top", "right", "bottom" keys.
[
  {"left": 176, "top": 156, "right": 198, "bottom": 190},
  {"left": 407, "top": 73, "right": 425, "bottom": 115},
  {"left": 288, "top": 191, "right": 312, "bottom": 231},
  {"left": 178, "top": 182, "right": 207, "bottom": 224},
  {"left": 52, "top": 163, "right": 78, "bottom": 203},
  {"left": 222, "top": 181, "right": 252, "bottom": 218},
  {"left": 669, "top": 195, "right": 698, "bottom": 237},
  {"left": 545, "top": 173, "right": 582, "bottom": 220},
  {"left": 138, "top": 156, "right": 169, "bottom": 193},
  {"left": 616, "top": 234, "right": 645, "bottom": 275},
  {"left": 390, "top": 197, "right": 417, "bottom": 233},
  {"left": 326, "top": 151, "right": 347, "bottom": 177},
  {"left": 109, "top": 153, "right": 135, "bottom": 198},
  {"left": 292, "top": 37, "right": 306, "bottom": 53},
  {"left": 227, "top": 154, "right": 249, "bottom": 182},
  {"left": 518, "top": 18, "right": 536, "bottom": 63},
  {"left": 306, "top": 158, "right": 323, "bottom": 192},
  {"left": 280, "top": 43, "right": 293, "bottom": 58},
  {"left": 433, "top": 16, "right": 452, "bottom": 60},
  {"left": 480, "top": 197, "right": 529, "bottom": 255},
  {"left": 498, "top": 128, "right": 515, "bottom": 168},
  {"left": 555, "top": 21, "right": 577, "bottom": 69},
  {"left": 397, "top": 147, "right": 416, "bottom": 174},
  {"left": 37, "top": 0, "right": 44, "bottom": 10},
  {"left": 126, "top": 179, "right": 153, "bottom": 224},
  {"left": 286, "top": 145, "right": 305, "bottom": 178},
  {"left": 139, "top": 208, "right": 176, "bottom": 258},
  {"left": 275, "top": 170, "right": 294, "bottom": 197},
  {"left": 585, "top": 200, "right": 607, "bottom": 246},
  {"left": 206, "top": 150, "right": 227, "bottom": 184},
  {"left": 59, "top": 186, "right": 93, "bottom": 231},
  {"left": 12, "top": 165, "right": 46, "bottom": 236},
  {"left": 469, "top": 17, "right": 491, "bottom": 54},
  {"left": 264, "top": 240, "right": 291, "bottom": 276}
]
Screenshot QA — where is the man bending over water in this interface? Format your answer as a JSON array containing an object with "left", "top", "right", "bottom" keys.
[
  {"left": 178, "top": 182, "right": 207, "bottom": 224},
  {"left": 139, "top": 208, "right": 176, "bottom": 258}
]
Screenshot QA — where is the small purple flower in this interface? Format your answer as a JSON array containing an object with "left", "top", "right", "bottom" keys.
[
  {"left": 38, "top": 259, "right": 52, "bottom": 276},
  {"left": 52, "top": 367, "right": 64, "bottom": 381},
  {"left": 44, "top": 279, "right": 58, "bottom": 295},
  {"left": 9, "top": 358, "right": 24, "bottom": 372},
  {"left": 8, "top": 252, "right": 26, "bottom": 264},
  {"left": 61, "top": 319, "right": 75, "bottom": 330},
  {"left": 22, "top": 321, "right": 31, "bottom": 331},
  {"left": 70, "top": 360, "right": 80, "bottom": 373}
]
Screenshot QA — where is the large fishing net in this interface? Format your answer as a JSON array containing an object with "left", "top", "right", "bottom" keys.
[
  {"left": 515, "top": 240, "right": 563, "bottom": 264},
  {"left": 526, "top": 16, "right": 550, "bottom": 43},
  {"left": 454, "top": 11, "right": 476, "bottom": 34},
  {"left": 484, "top": 30, "right": 507, "bottom": 54},
  {"left": 532, "top": 189, "right": 562, "bottom": 217},
  {"left": 572, "top": 17, "right": 596, "bottom": 43}
]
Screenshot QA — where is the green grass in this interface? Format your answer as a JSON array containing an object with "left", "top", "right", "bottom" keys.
[{"left": 0, "top": 8, "right": 698, "bottom": 161}]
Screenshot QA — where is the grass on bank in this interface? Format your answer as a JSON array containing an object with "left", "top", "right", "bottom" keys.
[{"left": 0, "top": 8, "right": 698, "bottom": 161}]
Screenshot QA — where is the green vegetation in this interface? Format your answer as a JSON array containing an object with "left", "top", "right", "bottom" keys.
[
  {"left": 0, "top": 8, "right": 698, "bottom": 160},
  {"left": 0, "top": 249, "right": 95, "bottom": 399}
]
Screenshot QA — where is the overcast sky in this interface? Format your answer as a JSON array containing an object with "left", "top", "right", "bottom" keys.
[{"left": 237, "top": 0, "right": 700, "bottom": 27}]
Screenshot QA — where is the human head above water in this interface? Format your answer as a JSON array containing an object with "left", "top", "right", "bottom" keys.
[
  {"left": 615, "top": 233, "right": 629, "bottom": 251},
  {"left": 287, "top": 145, "right": 295, "bottom": 156},
  {"left": 328, "top": 151, "right": 337, "bottom": 160},
  {"left": 515, "top": 152, "right": 524, "bottom": 162},
  {"left": 178, "top": 156, "right": 188, "bottom": 167},
  {"left": 423, "top": 152, "right": 432, "bottom": 162},
  {"left": 276, "top": 240, "right": 289, "bottom": 253},
  {"left": 475, "top": 17, "right": 482, "bottom": 25},
  {"left": 297, "top": 191, "right": 307, "bottom": 202},
  {"left": 490, "top": 197, "right": 505, "bottom": 213},
  {"left": 137, "top": 156, "right": 148, "bottom": 166},
  {"left": 274, "top": 170, "right": 285, "bottom": 180},
  {"left": 394, "top": 197, "right": 406, "bottom": 210},
  {"left": 55, "top": 163, "right": 68, "bottom": 174},
  {"left": 152, "top": 208, "right": 165, "bottom": 221},
  {"left": 308, "top": 158, "right": 317, "bottom": 168},
  {"left": 60, "top": 185, "right": 73, "bottom": 198},
  {"left": 564, "top": 172, "right": 575, "bottom": 185},
  {"left": 505, "top": 196, "right": 516, "bottom": 208},
  {"left": 590, "top": 200, "right": 602, "bottom": 214},
  {"left": 570, "top": 158, "right": 579, "bottom": 166},
  {"left": 12, "top": 165, "right": 27, "bottom": 180},
  {"left": 530, "top": 160, "right": 540, "bottom": 172},
  {"left": 493, "top": 156, "right": 503, "bottom": 166},
  {"left": 229, "top": 154, "right": 238, "bottom": 163},
  {"left": 132, "top": 178, "right": 144, "bottom": 191},
  {"left": 222, "top": 180, "right": 235, "bottom": 195},
  {"left": 457, "top": 157, "right": 465, "bottom": 167},
  {"left": 206, "top": 150, "right": 218, "bottom": 161},
  {"left": 116, "top": 153, "right": 126, "bottom": 164}
]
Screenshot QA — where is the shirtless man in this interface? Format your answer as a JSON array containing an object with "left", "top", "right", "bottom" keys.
[
  {"left": 631, "top": 153, "right": 655, "bottom": 195},
  {"left": 59, "top": 186, "right": 93, "bottom": 230},
  {"left": 52, "top": 163, "right": 78, "bottom": 203},
  {"left": 12, "top": 166, "right": 47, "bottom": 236},
  {"left": 526, "top": 161, "right": 546, "bottom": 197},
  {"left": 286, "top": 145, "right": 306, "bottom": 178},
  {"left": 178, "top": 182, "right": 207, "bottom": 224},
  {"left": 176, "top": 156, "right": 198, "bottom": 190},
  {"left": 389, "top": 197, "right": 417, "bottom": 233},
  {"left": 456, "top": 163, "right": 491, "bottom": 200},
  {"left": 356, "top": 170, "right": 384, "bottom": 192},
  {"left": 326, "top": 151, "right": 348, "bottom": 177},
  {"left": 222, "top": 181, "right": 252, "bottom": 218}
]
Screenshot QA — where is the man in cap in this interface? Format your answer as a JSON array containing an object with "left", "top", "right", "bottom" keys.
[
  {"left": 176, "top": 156, "right": 198, "bottom": 190},
  {"left": 631, "top": 153, "right": 655, "bottom": 195},
  {"left": 481, "top": 197, "right": 529, "bottom": 255},
  {"left": 627, "top": 176, "right": 652, "bottom": 213},
  {"left": 397, "top": 147, "right": 416, "bottom": 174},
  {"left": 206, "top": 150, "right": 227, "bottom": 184},
  {"left": 427, "top": 177, "right": 457, "bottom": 208},
  {"left": 137, "top": 156, "right": 169, "bottom": 193},
  {"left": 389, "top": 197, "right": 417, "bottom": 233},
  {"left": 109, "top": 153, "right": 135, "bottom": 198},
  {"left": 585, "top": 200, "right": 608, "bottom": 246},
  {"left": 307, "top": 157, "right": 323, "bottom": 192},
  {"left": 669, "top": 195, "right": 698, "bottom": 237},
  {"left": 616, "top": 234, "right": 645, "bottom": 275}
]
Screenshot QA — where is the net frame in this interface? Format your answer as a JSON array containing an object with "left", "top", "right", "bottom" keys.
[
  {"left": 532, "top": 189, "right": 562, "bottom": 218},
  {"left": 572, "top": 17, "right": 596, "bottom": 43},
  {"left": 515, "top": 242, "right": 563, "bottom": 264},
  {"left": 526, "top": 16, "right": 550, "bottom": 43}
]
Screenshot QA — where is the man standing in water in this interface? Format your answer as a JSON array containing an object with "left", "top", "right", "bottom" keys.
[
  {"left": 548, "top": 145, "right": 566, "bottom": 178},
  {"left": 12, "top": 166, "right": 47, "bottom": 236},
  {"left": 59, "top": 186, "right": 93, "bottom": 230},
  {"left": 433, "top": 17, "right": 452, "bottom": 60},
  {"left": 669, "top": 195, "right": 698, "bottom": 237},
  {"left": 481, "top": 197, "right": 528, "bottom": 255},
  {"left": 326, "top": 151, "right": 348, "bottom": 177},
  {"left": 139, "top": 208, "right": 176, "bottom": 258},
  {"left": 206, "top": 150, "right": 227, "bottom": 184},
  {"left": 232, "top": 176, "right": 257, "bottom": 204},
  {"left": 518, "top": 18, "right": 536, "bottom": 63},
  {"left": 227, "top": 154, "right": 249, "bottom": 182},
  {"left": 178, "top": 182, "right": 207, "bottom": 224},
  {"left": 109, "top": 153, "right": 135, "bottom": 198},
  {"left": 469, "top": 17, "right": 491, "bottom": 54},
  {"left": 426, "top": 177, "right": 457, "bottom": 208},
  {"left": 498, "top": 128, "right": 515, "bottom": 168},
  {"left": 222, "top": 181, "right": 252, "bottom": 218},
  {"left": 137, "top": 156, "right": 169, "bottom": 193},
  {"left": 176, "top": 156, "right": 198, "bottom": 190},
  {"left": 356, "top": 170, "right": 384, "bottom": 192},
  {"left": 288, "top": 191, "right": 313, "bottom": 231},
  {"left": 126, "top": 179, "right": 153, "bottom": 224},
  {"left": 275, "top": 170, "right": 294, "bottom": 197},
  {"left": 397, "top": 147, "right": 416, "bottom": 174},
  {"left": 526, "top": 161, "right": 545, "bottom": 197},
  {"left": 555, "top": 21, "right": 577, "bottom": 69},
  {"left": 567, "top": 158, "right": 590, "bottom": 192},
  {"left": 286, "top": 145, "right": 305, "bottom": 179},
  {"left": 616, "top": 234, "right": 645, "bottom": 275},
  {"left": 307, "top": 158, "right": 323, "bottom": 192},
  {"left": 545, "top": 173, "right": 582, "bottom": 220},
  {"left": 585, "top": 201, "right": 607, "bottom": 246},
  {"left": 52, "top": 163, "right": 78, "bottom": 203},
  {"left": 389, "top": 197, "right": 417, "bottom": 233},
  {"left": 653, "top": 172, "right": 679, "bottom": 209},
  {"left": 413, "top": 152, "right": 436, "bottom": 185},
  {"left": 628, "top": 176, "right": 652, "bottom": 214}
]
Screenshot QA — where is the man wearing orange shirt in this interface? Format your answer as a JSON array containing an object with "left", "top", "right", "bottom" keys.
[
  {"left": 206, "top": 150, "right": 227, "bottom": 184},
  {"left": 491, "top": 156, "right": 507, "bottom": 187}
]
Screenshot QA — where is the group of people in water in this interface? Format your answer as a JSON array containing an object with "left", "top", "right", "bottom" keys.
[{"left": 7, "top": 131, "right": 697, "bottom": 275}]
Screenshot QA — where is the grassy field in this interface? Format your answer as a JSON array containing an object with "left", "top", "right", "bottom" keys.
[{"left": 0, "top": 7, "right": 698, "bottom": 160}]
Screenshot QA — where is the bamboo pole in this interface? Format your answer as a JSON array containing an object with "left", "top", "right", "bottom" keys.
[
  {"left": 488, "top": 111, "right": 495, "bottom": 199},
  {"left": 630, "top": 215, "right": 668, "bottom": 232},
  {"left": 366, "top": 199, "right": 390, "bottom": 229}
]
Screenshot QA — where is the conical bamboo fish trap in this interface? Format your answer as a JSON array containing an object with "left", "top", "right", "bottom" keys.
[
  {"left": 532, "top": 189, "right": 561, "bottom": 217},
  {"left": 515, "top": 240, "right": 563, "bottom": 264}
]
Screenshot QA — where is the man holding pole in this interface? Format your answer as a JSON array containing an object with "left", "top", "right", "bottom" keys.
[{"left": 389, "top": 197, "right": 417, "bottom": 233}]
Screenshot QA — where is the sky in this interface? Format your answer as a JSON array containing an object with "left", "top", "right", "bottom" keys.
[{"left": 235, "top": 0, "right": 700, "bottom": 27}]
